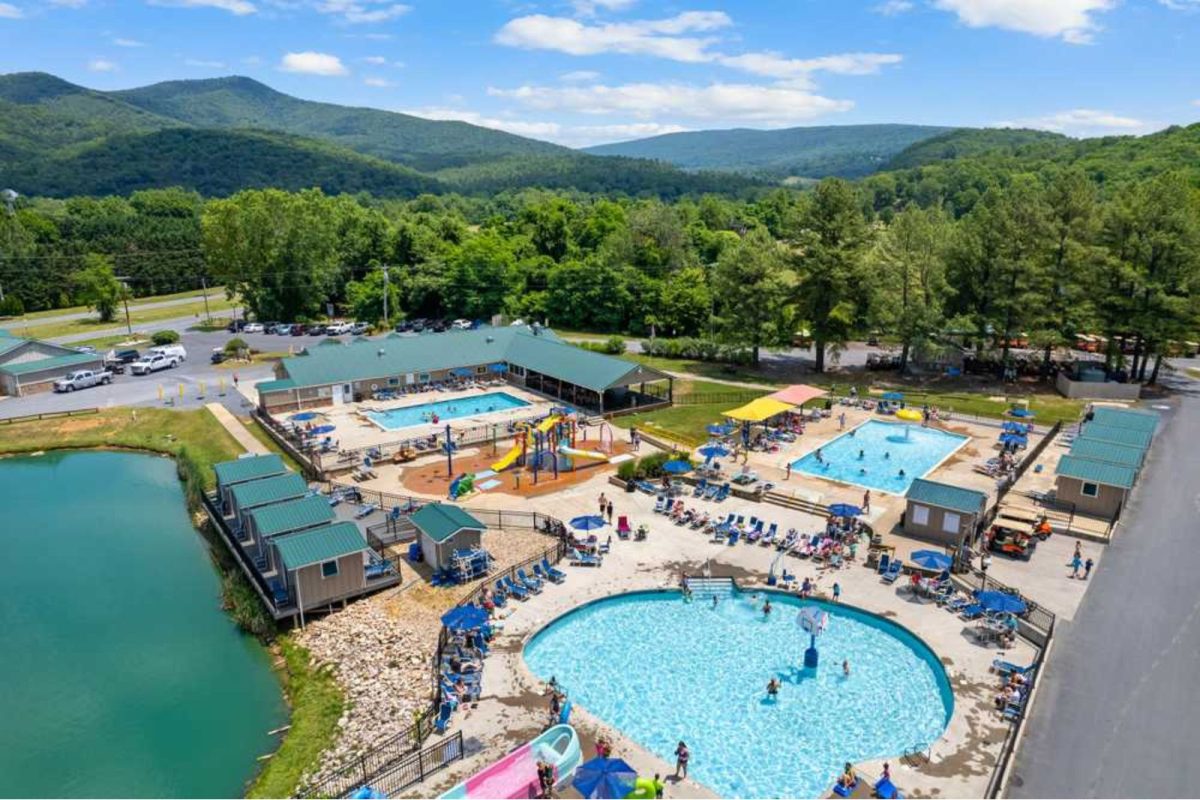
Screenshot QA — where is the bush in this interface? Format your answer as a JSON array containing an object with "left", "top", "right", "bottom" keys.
[
  {"left": 636, "top": 451, "right": 673, "bottom": 479},
  {"left": 617, "top": 459, "right": 639, "bottom": 481},
  {"left": 639, "top": 336, "right": 753, "bottom": 365},
  {"left": 603, "top": 335, "right": 626, "bottom": 355},
  {"left": 0, "top": 295, "right": 24, "bottom": 317},
  {"left": 224, "top": 337, "right": 249, "bottom": 354},
  {"left": 151, "top": 329, "right": 180, "bottom": 345}
]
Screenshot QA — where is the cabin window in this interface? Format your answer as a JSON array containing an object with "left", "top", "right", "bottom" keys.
[
  {"left": 320, "top": 560, "right": 339, "bottom": 578},
  {"left": 911, "top": 504, "right": 930, "bottom": 526},
  {"left": 1081, "top": 482, "right": 1100, "bottom": 498},
  {"left": 942, "top": 511, "right": 961, "bottom": 534}
]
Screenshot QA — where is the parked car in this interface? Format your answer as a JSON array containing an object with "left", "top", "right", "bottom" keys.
[
  {"left": 307, "top": 323, "right": 327, "bottom": 336},
  {"left": 227, "top": 319, "right": 248, "bottom": 333},
  {"left": 394, "top": 320, "right": 413, "bottom": 333},
  {"left": 150, "top": 344, "right": 187, "bottom": 362},
  {"left": 510, "top": 318, "right": 525, "bottom": 327},
  {"left": 260, "top": 322, "right": 280, "bottom": 334},
  {"left": 76, "top": 345, "right": 97, "bottom": 354},
  {"left": 430, "top": 319, "right": 449, "bottom": 333},
  {"left": 243, "top": 322, "right": 265, "bottom": 334},
  {"left": 210, "top": 348, "right": 228, "bottom": 364},
  {"left": 112, "top": 349, "right": 141, "bottom": 363},
  {"left": 325, "top": 321, "right": 352, "bottom": 335},
  {"left": 130, "top": 353, "right": 178, "bottom": 374},
  {"left": 349, "top": 322, "right": 370, "bottom": 335},
  {"left": 451, "top": 319, "right": 472, "bottom": 330},
  {"left": 271, "top": 323, "right": 293, "bottom": 335},
  {"left": 54, "top": 369, "right": 113, "bottom": 392},
  {"left": 290, "top": 324, "right": 308, "bottom": 336}
]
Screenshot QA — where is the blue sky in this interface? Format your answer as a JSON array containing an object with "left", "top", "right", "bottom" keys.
[{"left": 1, "top": 0, "right": 1198, "bottom": 147}]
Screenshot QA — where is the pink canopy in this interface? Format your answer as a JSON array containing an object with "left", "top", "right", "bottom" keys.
[{"left": 766, "top": 384, "right": 827, "bottom": 407}]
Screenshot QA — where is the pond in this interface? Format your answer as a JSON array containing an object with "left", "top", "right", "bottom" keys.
[{"left": 0, "top": 451, "right": 287, "bottom": 798}]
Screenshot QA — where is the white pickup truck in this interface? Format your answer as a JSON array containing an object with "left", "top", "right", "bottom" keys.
[
  {"left": 53, "top": 369, "right": 113, "bottom": 392},
  {"left": 130, "top": 352, "right": 180, "bottom": 375}
]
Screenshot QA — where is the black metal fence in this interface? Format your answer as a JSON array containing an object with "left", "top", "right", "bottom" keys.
[
  {"left": 956, "top": 566, "right": 1057, "bottom": 637},
  {"left": 0, "top": 407, "right": 99, "bottom": 425},
  {"left": 296, "top": 714, "right": 437, "bottom": 798},
  {"left": 364, "top": 732, "right": 465, "bottom": 798}
]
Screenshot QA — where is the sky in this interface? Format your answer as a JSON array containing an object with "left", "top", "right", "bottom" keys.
[{"left": 1, "top": 0, "right": 1198, "bottom": 148}]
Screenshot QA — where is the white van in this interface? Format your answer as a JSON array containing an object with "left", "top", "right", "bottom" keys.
[{"left": 150, "top": 344, "right": 188, "bottom": 362}]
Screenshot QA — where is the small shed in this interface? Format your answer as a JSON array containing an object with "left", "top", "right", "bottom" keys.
[
  {"left": 904, "top": 478, "right": 989, "bottom": 549},
  {"left": 1078, "top": 423, "right": 1153, "bottom": 450},
  {"left": 1068, "top": 438, "right": 1144, "bottom": 469},
  {"left": 214, "top": 454, "right": 287, "bottom": 511},
  {"left": 1054, "top": 455, "right": 1135, "bottom": 519},
  {"left": 246, "top": 495, "right": 337, "bottom": 569},
  {"left": 1088, "top": 406, "right": 1158, "bottom": 434},
  {"left": 411, "top": 503, "right": 486, "bottom": 572},
  {"left": 273, "top": 521, "right": 370, "bottom": 611},
  {"left": 226, "top": 472, "right": 309, "bottom": 532}
]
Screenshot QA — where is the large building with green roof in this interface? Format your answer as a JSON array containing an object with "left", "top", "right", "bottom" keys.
[
  {"left": 256, "top": 325, "right": 672, "bottom": 414},
  {"left": 0, "top": 330, "right": 105, "bottom": 396}
]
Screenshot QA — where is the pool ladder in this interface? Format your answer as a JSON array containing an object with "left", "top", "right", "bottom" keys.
[{"left": 684, "top": 575, "right": 736, "bottom": 598}]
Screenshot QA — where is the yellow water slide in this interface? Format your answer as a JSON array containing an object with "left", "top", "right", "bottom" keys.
[{"left": 490, "top": 415, "right": 563, "bottom": 472}]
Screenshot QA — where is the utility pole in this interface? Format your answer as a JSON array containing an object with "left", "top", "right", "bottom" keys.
[
  {"left": 1, "top": 189, "right": 18, "bottom": 303},
  {"left": 116, "top": 277, "right": 133, "bottom": 336},
  {"left": 200, "top": 276, "right": 212, "bottom": 324},
  {"left": 381, "top": 264, "right": 391, "bottom": 329}
]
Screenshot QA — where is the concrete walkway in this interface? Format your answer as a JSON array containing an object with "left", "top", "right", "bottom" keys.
[{"left": 205, "top": 402, "right": 269, "bottom": 454}]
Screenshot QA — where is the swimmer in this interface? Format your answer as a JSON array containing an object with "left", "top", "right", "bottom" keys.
[
  {"left": 767, "top": 678, "right": 780, "bottom": 698},
  {"left": 712, "top": 594, "right": 719, "bottom": 609},
  {"left": 843, "top": 659, "right": 851, "bottom": 677},
  {"left": 859, "top": 467, "right": 867, "bottom": 475},
  {"left": 884, "top": 452, "right": 890, "bottom": 460},
  {"left": 898, "top": 468, "right": 906, "bottom": 478},
  {"left": 858, "top": 449, "right": 865, "bottom": 460},
  {"left": 815, "top": 448, "right": 824, "bottom": 464},
  {"left": 763, "top": 598, "right": 772, "bottom": 617}
]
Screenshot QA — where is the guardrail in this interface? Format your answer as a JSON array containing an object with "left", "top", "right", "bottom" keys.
[{"left": 0, "top": 407, "right": 99, "bottom": 424}]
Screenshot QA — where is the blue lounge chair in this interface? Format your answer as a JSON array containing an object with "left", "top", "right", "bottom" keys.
[
  {"left": 541, "top": 558, "right": 566, "bottom": 582},
  {"left": 960, "top": 603, "right": 985, "bottom": 620},
  {"left": 433, "top": 701, "right": 454, "bottom": 734},
  {"left": 992, "top": 659, "right": 1034, "bottom": 677},
  {"left": 598, "top": 535, "right": 612, "bottom": 554},
  {"left": 760, "top": 523, "right": 778, "bottom": 547},
  {"left": 727, "top": 528, "right": 740, "bottom": 545},
  {"left": 877, "top": 553, "right": 891, "bottom": 574},
  {"left": 634, "top": 479, "right": 656, "bottom": 494},
  {"left": 874, "top": 776, "right": 900, "bottom": 799},
  {"left": 517, "top": 568, "right": 543, "bottom": 593},
  {"left": 268, "top": 578, "right": 289, "bottom": 607},
  {"left": 535, "top": 563, "right": 563, "bottom": 585},
  {"left": 703, "top": 483, "right": 720, "bottom": 500},
  {"left": 493, "top": 579, "right": 509, "bottom": 604},
  {"left": 714, "top": 483, "right": 731, "bottom": 502},
  {"left": 354, "top": 503, "right": 378, "bottom": 520},
  {"left": 693, "top": 478, "right": 708, "bottom": 497},
  {"left": 569, "top": 548, "right": 602, "bottom": 567},
  {"left": 882, "top": 558, "right": 903, "bottom": 583},
  {"left": 502, "top": 574, "right": 529, "bottom": 600},
  {"left": 833, "top": 777, "right": 859, "bottom": 797}
]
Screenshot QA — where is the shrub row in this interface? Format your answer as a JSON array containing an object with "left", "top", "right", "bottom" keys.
[{"left": 639, "top": 337, "right": 754, "bottom": 365}]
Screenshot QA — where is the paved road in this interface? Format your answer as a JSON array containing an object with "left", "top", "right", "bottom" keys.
[
  {"left": 1009, "top": 376, "right": 1200, "bottom": 798},
  {"left": 46, "top": 309, "right": 237, "bottom": 345}
]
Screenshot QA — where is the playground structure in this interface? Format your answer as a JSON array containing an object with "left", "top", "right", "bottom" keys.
[
  {"left": 439, "top": 724, "right": 582, "bottom": 799},
  {"left": 489, "top": 411, "right": 615, "bottom": 483}
]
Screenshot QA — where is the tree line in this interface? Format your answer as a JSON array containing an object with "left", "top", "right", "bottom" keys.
[{"left": 2, "top": 172, "right": 1197, "bottom": 383}]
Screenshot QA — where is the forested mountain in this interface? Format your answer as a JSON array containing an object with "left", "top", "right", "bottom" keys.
[
  {"left": 0, "top": 72, "right": 757, "bottom": 199},
  {"left": 583, "top": 124, "right": 952, "bottom": 179},
  {"left": 881, "top": 128, "right": 1069, "bottom": 170}
]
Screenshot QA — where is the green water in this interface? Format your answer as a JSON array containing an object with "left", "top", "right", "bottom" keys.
[{"left": 0, "top": 451, "right": 288, "bottom": 798}]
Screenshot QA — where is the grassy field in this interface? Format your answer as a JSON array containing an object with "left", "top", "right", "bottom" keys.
[
  {"left": 246, "top": 637, "right": 344, "bottom": 799},
  {"left": 1, "top": 287, "right": 225, "bottom": 323},
  {"left": 241, "top": 415, "right": 306, "bottom": 473},
  {"left": 4, "top": 297, "right": 238, "bottom": 340},
  {"left": 610, "top": 378, "right": 769, "bottom": 446}
]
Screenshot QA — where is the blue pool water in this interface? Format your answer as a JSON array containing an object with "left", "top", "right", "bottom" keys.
[
  {"left": 791, "top": 419, "right": 969, "bottom": 494},
  {"left": 367, "top": 391, "right": 530, "bottom": 430},
  {"left": 525, "top": 589, "right": 952, "bottom": 799}
]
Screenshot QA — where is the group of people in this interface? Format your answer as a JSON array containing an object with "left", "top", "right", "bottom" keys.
[
  {"left": 994, "top": 669, "right": 1030, "bottom": 711},
  {"left": 597, "top": 492, "right": 616, "bottom": 523},
  {"left": 1069, "top": 542, "right": 1095, "bottom": 580}
]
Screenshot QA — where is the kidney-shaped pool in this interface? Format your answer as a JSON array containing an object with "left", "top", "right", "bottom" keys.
[{"left": 524, "top": 587, "right": 952, "bottom": 799}]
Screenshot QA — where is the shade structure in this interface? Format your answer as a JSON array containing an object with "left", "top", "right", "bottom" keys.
[
  {"left": 440, "top": 604, "right": 489, "bottom": 631},
  {"left": 766, "top": 383, "right": 827, "bottom": 407},
  {"left": 311, "top": 424, "right": 336, "bottom": 435},
  {"left": 827, "top": 503, "right": 863, "bottom": 517},
  {"left": 910, "top": 550, "right": 953, "bottom": 571},
  {"left": 999, "top": 433, "right": 1028, "bottom": 446},
  {"left": 450, "top": 367, "right": 473, "bottom": 377},
  {"left": 570, "top": 515, "right": 606, "bottom": 531},
  {"left": 488, "top": 362, "right": 508, "bottom": 373},
  {"left": 707, "top": 423, "right": 735, "bottom": 436},
  {"left": 662, "top": 460, "right": 692, "bottom": 475},
  {"left": 882, "top": 391, "right": 904, "bottom": 402},
  {"left": 896, "top": 409, "right": 923, "bottom": 422},
  {"left": 572, "top": 757, "right": 637, "bottom": 799},
  {"left": 1009, "top": 408, "right": 1035, "bottom": 418},
  {"left": 723, "top": 397, "right": 794, "bottom": 422},
  {"left": 291, "top": 411, "right": 321, "bottom": 422},
  {"left": 1001, "top": 421, "right": 1027, "bottom": 433},
  {"left": 975, "top": 590, "right": 1028, "bottom": 614},
  {"left": 698, "top": 444, "right": 730, "bottom": 459}
]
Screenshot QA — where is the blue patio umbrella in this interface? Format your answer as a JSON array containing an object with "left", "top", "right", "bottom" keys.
[
  {"left": 291, "top": 411, "right": 320, "bottom": 421},
  {"left": 882, "top": 391, "right": 904, "bottom": 401},
  {"left": 311, "top": 424, "right": 337, "bottom": 435},
  {"left": 440, "top": 605, "right": 488, "bottom": 631},
  {"left": 999, "top": 433, "right": 1028, "bottom": 446},
  {"left": 828, "top": 503, "right": 863, "bottom": 517},
  {"left": 349, "top": 786, "right": 384, "bottom": 799},
  {"left": 698, "top": 444, "right": 730, "bottom": 459},
  {"left": 1001, "top": 421, "right": 1026, "bottom": 433},
  {"left": 450, "top": 367, "right": 473, "bottom": 377},
  {"left": 662, "top": 460, "right": 692, "bottom": 475},
  {"left": 572, "top": 757, "right": 637, "bottom": 800},
  {"left": 1009, "top": 407, "right": 1035, "bottom": 418},
  {"left": 975, "top": 590, "right": 1028, "bottom": 615},
  {"left": 570, "top": 515, "right": 606, "bottom": 531},
  {"left": 910, "top": 550, "right": 953, "bottom": 571}
]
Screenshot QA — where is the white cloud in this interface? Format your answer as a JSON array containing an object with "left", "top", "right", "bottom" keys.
[
  {"left": 363, "top": 76, "right": 393, "bottom": 87},
  {"left": 571, "top": 0, "right": 638, "bottom": 16},
  {"left": 997, "top": 108, "right": 1150, "bottom": 136},
  {"left": 495, "top": 12, "right": 731, "bottom": 63},
  {"left": 932, "top": 0, "right": 1115, "bottom": 44},
  {"left": 362, "top": 55, "right": 387, "bottom": 64},
  {"left": 148, "top": 0, "right": 258, "bottom": 15},
  {"left": 0, "top": 3, "right": 22, "bottom": 18},
  {"left": 113, "top": 37, "right": 146, "bottom": 47},
  {"left": 873, "top": 0, "right": 913, "bottom": 14},
  {"left": 403, "top": 105, "right": 690, "bottom": 147},
  {"left": 49, "top": 0, "right": 87, "bottom": 7},
  {"left": 87, "top": 58, "right": 119, "bottom": 72},
  {"left": 718, "top": 51, "right": 902, "bottom": 82},
  {"left": 561, "top": 70, "right": 601, "bottom": 82},
  {"left": 1159, "top": 0, "right": 1200, "bottom": 9},
  {"left": 489, "top": 81, "right": 853, "bottom": 123},
  {"left": 185, "top": 58, "right": 227, "bottom": 68},
  {"left": 279, "top": 51, "right": 349, "bottom": 76},
  {"left": 312, "top": 1, "right": 410, "bottom": 24}
]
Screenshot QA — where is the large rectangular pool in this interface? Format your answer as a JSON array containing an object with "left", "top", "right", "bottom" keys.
[
  {"left": 790, "top": 419, "right": 969, "bottom": 494},
  {"left": 367, "top": 391, "right": 530, "bottom": 431}
]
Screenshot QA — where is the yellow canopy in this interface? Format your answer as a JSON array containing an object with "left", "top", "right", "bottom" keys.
[
  {"left": 723, "top": 397, "right": 795, "bottom": 422},
  {"left": 896, "top": 409, "right": 923, "bottom": 422}
]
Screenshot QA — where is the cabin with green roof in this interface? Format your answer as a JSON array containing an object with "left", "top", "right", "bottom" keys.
[
  {"left": 0, "top": 332, "right": 105, "bottom": 396},
  {"left": 411, "top": 502, "right": 486, "bottom": 572},
  {"left": 1055, "top": 455, "right": 1136, "bottom": 518},
  {"left": 245, "top": 495, "right": 337, "bottom": 570},
  {"left": 214, "top": 454, "right": 288, "bottom": 510},
  {"left": 1088, "top": 406, "right": 1158, "bottom": 434},
  {"left": 255, "top": 324, "right": 672, "bottom": 414},
  {"left": 903, "top": 478, "right": 989, "bottom": 549},
  {"left": 272, "top": 521, "right": 374, "bottom": 612},
  {"left": 226, "top": 473, "right": 309, "bottom": 530}
]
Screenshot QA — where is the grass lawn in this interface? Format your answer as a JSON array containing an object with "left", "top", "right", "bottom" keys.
[
  {"left": 246, "top": 637, "right": 344, "bottom": 799},
  {"left": 1, "top": 287, "right": 225, "bottom": 324},
  {"left": 4, "top": 297, "right": 238, "bottom": 340},
  {"left": 610, "top": 378, "right": 768, "bottom": 446},
  {"left": 619, "top": 352, "right": 785, "bottom": 386},
  {"left": 213, "top": 352, "right": 291, "bottom": 369},
  {"left": 241, "top": 415, "right": 306, "bottom": 473}
]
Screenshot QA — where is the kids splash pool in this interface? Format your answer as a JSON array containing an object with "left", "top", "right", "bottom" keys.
[
  {"left": 367, "top": 391, "right": 530, "bottom": 430},
  {"left": 791, "top": 419, "right": 969, "bottom": 494},
  {"left": 523, "top": 588, "right": 952, "bottom": 799}
]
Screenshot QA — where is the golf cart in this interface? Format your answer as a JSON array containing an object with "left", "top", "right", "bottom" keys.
[{"left": 987, "top": 524, "right": 1037, "bottom": 561}]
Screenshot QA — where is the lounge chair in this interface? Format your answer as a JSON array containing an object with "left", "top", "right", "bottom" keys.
[
  {"left": 959, "top": 603, "right": 985, "bottom": 620},
  {"left": 703, "top": 483, "right": 720, "bottom": 500},
  {"left": 598, "top": 535, "right": 612, "bottom": 555},
  {"left": 539, "top": 559, "right": 567, "bottom": 583},
  {"left": 759, "top": 523, "right": 778, "bottom": 547},
  {"left": 433, "top": 701, "right": 454, "bottom": 734},
  {"left": 944, "top": 595, "right": 969, "bottom": 613},
  {"left": 617, "top": 515, "right": 632, "bottom": 539},
  {"left": 877, "top": 553, "right": 891, "bottom": 574},
  {"left": 533, "top": 563, "right": 558, "bottom": 585},
  {"left": 747, "top": 519, "right": 765, "bottom": 543},
  {"left": 690, "top": 512, "right": 709, "bottom": 530},
  {"left": 727, "top": 528, "right": 740, "bottom": 545},
  {"left": 569, "top": 548, "right": 602, "bottom": 567},
  {"left": 517, "top": 568, "right": 543, "bottom": 593},
  {"left": 493, "top": 579, "right": 509, "bottom": 604},
  {"left": 992, "top": 659, "right": 1035, "bottom": 677},
  {"left": 502, "top": 575, "right": 530, "bottom": 600},
  {"left": 654, "top": 495, "right": 669, "bottom": 513},
  {"left": 882, "top": 559, "right": 903, "bottom": 583},
  {"left": 832, "top": 778, "right": 859, "bottom": 798},
  {"left": 874, "top": 776, "right": 901, "bottom": 799},
  {"left": 354, "top": 503, "right": 378, "bottom": 520},
  {"left": 693, "top": 478, "right": 708, "bottom": 497}
]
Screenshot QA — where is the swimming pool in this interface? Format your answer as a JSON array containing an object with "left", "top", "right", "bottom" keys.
[
  {"left": 524, "top": 589, "right": 952, "bottom": 799},
  {"left": 367, "top": 391, "right": 530, "bottom": 430},
  {"left": 791, "top": 419, "right": 969, "bottom": 494}
]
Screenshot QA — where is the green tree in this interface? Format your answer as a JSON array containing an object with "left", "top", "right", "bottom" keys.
[
  {"left": 71, "top": 253, "right": 126, "bottom": 323},
  {"left": 443, "top": 232, "right": 516, "bottom": 319},
  {"left": 345, "top": 267, "right": 403, "bottom": 325},
  {"left": 713, "top": 228, "right": 795, "bottom": 364},
  {"left": 657, "top": 265, "right": 714, "bottom": 337}
]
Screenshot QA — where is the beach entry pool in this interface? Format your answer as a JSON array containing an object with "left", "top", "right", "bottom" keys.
[
  {"left": 524, "top": 588, "right": 952, "bottom": 799},
  {"left": 368, "top": 391, "right": 530, "bottom": 430},
  {"left": 791, "top": 419, "right": 968, "bottom": 494},
  {"left": 0, "top": 451, "right": 287, "bottom": 798}
]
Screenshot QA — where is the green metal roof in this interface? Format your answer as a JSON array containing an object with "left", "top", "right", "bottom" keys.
[
  {"left": 0, "top": 352, "right": 102, "bottom": 377},
  {"left": 214, "top": 453, "right": 286, "bottom": 486},
  {"left": 1069, "top": 438, "right": 1144, "bottom": 468},
  {"left": 1079, "top": 423, "right": 1152, "bottom": 450},
  {"left": 0, "top": 336, "right": 26, "bottom": 358},
  {"left": 255, "top": 378, "right": 297, "bottom": 393},
  {"left": 1090, "top": 407, "right": 1159, "bottom": 433},
  {"left": 249, "top": 495, "right": 336, "bottom": 538},
  {"left": 317, "top": 338, "right": 344, "bottom": 347},
  {"left": 410, "top": 502, "right": 485, "bottom": 543},
  {"left": 906, "top": 478, "right": 988, "bottom": 514},
  {"left": 273, "top": 521, "right": 367, "bottom": 571},
  {"left": 263, "top": 326, "right": 667, "bottom": 395},
  {"left": 1056, "top": 455, "right": 1136, "bottom": 489},
  {"left": 229, "top": 472, "right": 308, "bottom": 509}
]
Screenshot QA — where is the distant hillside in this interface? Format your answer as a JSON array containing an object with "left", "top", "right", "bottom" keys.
[
  {"left": 583, "top": 124, "right": 953, "bottom": 179},
  {"left": 881, "top": 127, "right": 1071, "bottom": 170}
]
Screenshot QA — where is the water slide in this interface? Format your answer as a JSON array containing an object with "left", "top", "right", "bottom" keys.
[
  {"left": 558, "top": 444, "right": 609, "bottom": 462},
  {"left": 490, "top": 415, "right": 564, "bottom": 473},
  {"left": 439, "top": 724, "right": 581, "bottom": 800}
]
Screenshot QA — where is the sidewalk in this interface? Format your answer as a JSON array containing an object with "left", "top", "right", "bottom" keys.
[{"left": 205, "top": 402, "right": 269, "bottom": 454}]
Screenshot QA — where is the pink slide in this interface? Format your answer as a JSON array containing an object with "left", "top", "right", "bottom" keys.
[{"left": 440, "top": 725, "right": 581, "bottom": 799}]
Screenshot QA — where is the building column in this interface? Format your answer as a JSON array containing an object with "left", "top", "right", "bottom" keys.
[{"left": 668, "top": 377, "right": 674, "bottom": 404}]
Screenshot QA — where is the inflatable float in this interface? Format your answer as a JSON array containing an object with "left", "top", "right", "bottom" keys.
[{"left": 439, "top": 724, "right": 581, "bottom": 799}]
